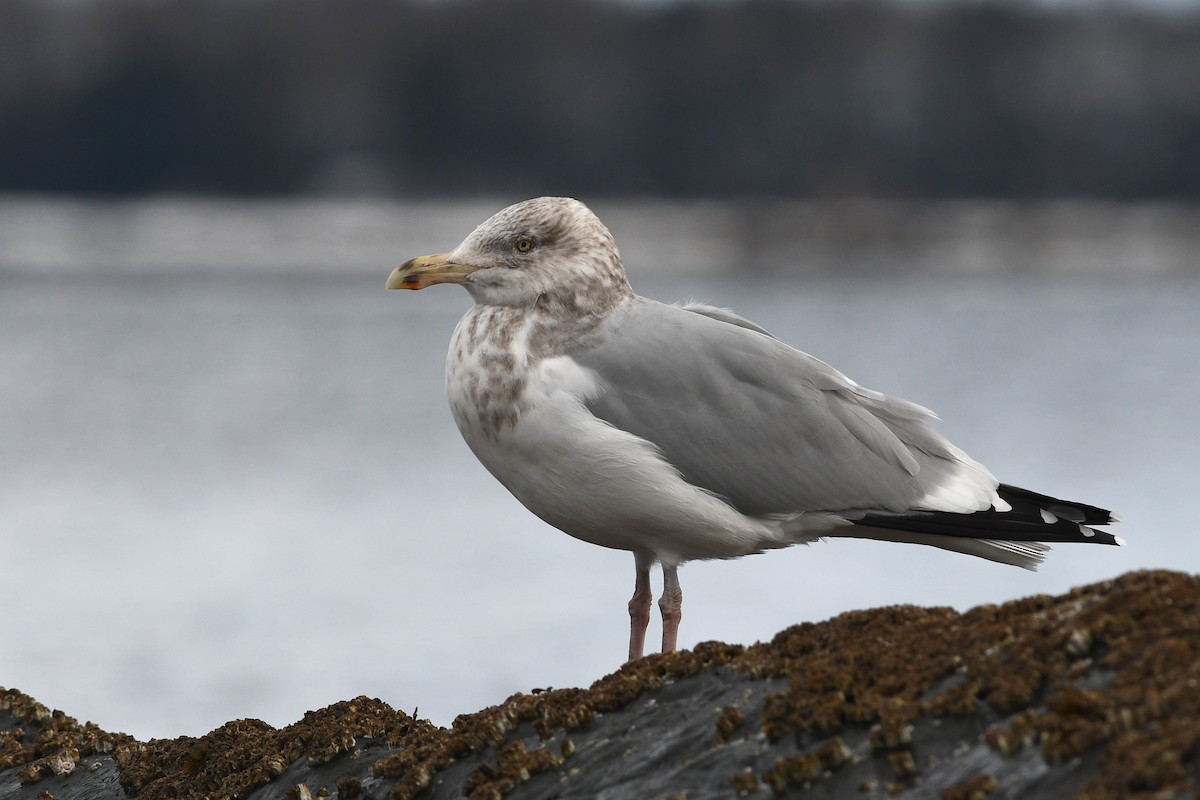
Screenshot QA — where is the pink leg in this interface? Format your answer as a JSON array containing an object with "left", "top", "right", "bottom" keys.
[
  {"left": 627, "top": 563, "right": 652, "bottom": 662},
  {"left": 659, "top": 564, "right": 682, "bottom": 654}
]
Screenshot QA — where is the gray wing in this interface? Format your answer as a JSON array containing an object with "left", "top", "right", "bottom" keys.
[
  {"left": 676, "top": 302, "right": 776, "bottom": 337},
  {"left": 570, "top": 297, "right": 998, "bottom": 517}
]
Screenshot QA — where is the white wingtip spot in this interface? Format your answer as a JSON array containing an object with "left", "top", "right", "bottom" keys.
[
  {"left": 1109, "top": 512, "right": 1124, "bottom": 524},
  {"left": 1114, "top": 535, "right": 1127, "bottom": 546},
  {"left": 1040, "top": 508, "right": 1058, "bottom": 524}
]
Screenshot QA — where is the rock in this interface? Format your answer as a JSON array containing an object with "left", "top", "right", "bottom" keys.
[{"left": 3, "top": 569, "right": 1198, "bottom": 800}]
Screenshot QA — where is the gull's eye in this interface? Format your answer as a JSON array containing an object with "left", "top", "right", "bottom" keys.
[{"left": 514, "top": 236, "right": 535, "bottom": 254}]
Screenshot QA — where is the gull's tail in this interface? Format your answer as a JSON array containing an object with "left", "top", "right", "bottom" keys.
[{"left": 833, "top": 483, "right": 1122, "bottom": 571}]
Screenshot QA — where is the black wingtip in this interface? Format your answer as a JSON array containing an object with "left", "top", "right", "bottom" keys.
[
  {"left": 851, "top": 483, "right": 1121, "bottom": 547},
  {"left": 998, "top": 483, "right": 1118, "bottom": 526}
]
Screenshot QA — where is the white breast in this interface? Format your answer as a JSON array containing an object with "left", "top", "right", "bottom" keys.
[{"left": 444, "top": 307, "right": 789, "bottom": 565}]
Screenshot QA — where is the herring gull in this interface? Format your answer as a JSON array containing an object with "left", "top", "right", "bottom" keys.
[{"left": 386, "top": 197, "right": 1122, "bottom": 661}]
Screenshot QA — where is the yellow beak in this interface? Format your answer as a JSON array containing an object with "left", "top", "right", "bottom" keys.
[{"left": 386, "top": 252, "right": 479, "bottom": 290}]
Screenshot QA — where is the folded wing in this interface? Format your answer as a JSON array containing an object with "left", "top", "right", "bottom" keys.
[{"left": 572, "top": 298, "right": 1000, "bottom": 519}]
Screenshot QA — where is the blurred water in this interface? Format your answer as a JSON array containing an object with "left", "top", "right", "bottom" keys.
[{"left": 0, "top": 198, "right": 1196, "bottom": 740}]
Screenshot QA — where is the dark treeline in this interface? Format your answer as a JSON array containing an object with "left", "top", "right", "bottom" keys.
[{"left": 2, "top": 0, "right": 1198, "bottom": 198}]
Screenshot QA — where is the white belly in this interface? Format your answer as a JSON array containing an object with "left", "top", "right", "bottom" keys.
[{"left": 445, "top": 316, "right": 783, "bottom": 565}]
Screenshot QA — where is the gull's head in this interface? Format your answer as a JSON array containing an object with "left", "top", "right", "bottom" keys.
[{"left": 387, "top": 197, "right": 633, "bottom": 310}]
